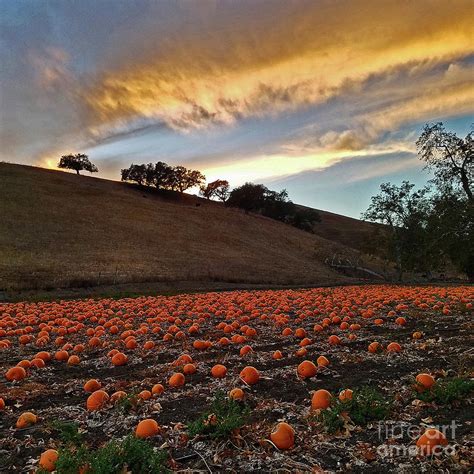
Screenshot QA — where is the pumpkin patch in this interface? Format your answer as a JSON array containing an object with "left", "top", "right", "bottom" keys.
[{"left": 0, "top": 285, "right": 472, "bottom": 471}]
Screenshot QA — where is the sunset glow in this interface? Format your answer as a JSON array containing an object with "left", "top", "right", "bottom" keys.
[{"left": 1, "top": 0, "right": 473, "bottom": 216}]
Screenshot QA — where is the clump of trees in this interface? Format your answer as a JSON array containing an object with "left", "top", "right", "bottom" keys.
[
  {"left": 58, "top": 153, "right": 98, "bottom": 175},
  {"left": 121, "top": 162, "right": 205, "bottom": 193},
  {"left": 120, "top": 162, "right": 320, "bottom": 232},
  {"left": 226, "top": 182, "right": 320, "bottom": 232},
  {"left": 363, "top": 122, "right": 473, "bottom": 281}
]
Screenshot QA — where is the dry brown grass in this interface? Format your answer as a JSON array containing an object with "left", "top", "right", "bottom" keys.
[{"left": 0, "top": 163, "right": 377, "bottom": 291}]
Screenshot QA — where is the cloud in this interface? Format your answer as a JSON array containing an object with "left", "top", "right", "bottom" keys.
[
  {"left": 79, "top": 0, "right": 473, "bottom": 138},
  {"left": 1, "top": 0, "right": 473, "bottom": 193}
]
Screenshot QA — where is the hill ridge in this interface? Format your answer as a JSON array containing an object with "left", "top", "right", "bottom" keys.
[{"left": 0, "top": 163, "right": 382, "bottom": 293}]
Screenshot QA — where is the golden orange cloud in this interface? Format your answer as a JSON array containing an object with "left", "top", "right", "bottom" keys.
[{"left": 82, "top": 0, "right": 473, "bottom": 141}]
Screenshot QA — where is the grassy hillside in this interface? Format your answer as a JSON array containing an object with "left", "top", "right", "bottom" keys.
[
  {"left": 307, "top": 206, "right": 384, "bottom": 255},
  {"left": 0, "top": 163, "right": 382, "bottom": 292}
]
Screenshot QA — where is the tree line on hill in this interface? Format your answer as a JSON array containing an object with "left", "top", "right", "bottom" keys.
[
  {"left": 120, "top": 161, "right": 320, "bottom": 232},
  {"left": 57, "top": 155, "right": 320, "bottom": 233},
  {"left": 362, "top": 122, "right": 473, "bottom": 281}
]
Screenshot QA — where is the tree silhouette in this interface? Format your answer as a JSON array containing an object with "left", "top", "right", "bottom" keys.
[
  {"left": 58, "top": 153, "right": 98, "bottom": 175},
  {"left": 200, "top": 180, "right": 230, "bottom": 201},
  {"left": 416, "top": 122, "right": 473, "bottom": 202}
]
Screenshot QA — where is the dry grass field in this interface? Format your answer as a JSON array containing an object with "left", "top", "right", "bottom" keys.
[{"left": 0, "top": 163, "right": 386, "bottom": 293}]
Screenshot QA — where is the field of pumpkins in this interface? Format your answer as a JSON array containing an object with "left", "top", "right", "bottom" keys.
[{"left": 1, "top": 285, "right": 473, "bottom": 472}]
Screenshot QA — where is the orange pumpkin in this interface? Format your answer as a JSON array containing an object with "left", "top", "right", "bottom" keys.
[
  {"left": 229, "top": 388, "right": 245, "bottom": 400},
  {"left": 239, "top": 366, "right": 260, "bottom": 385},
  {"left": 368, "top": 341, "right": 382, "bottom": 353},
  {"left": 31, "top": 358, "right": 46, "bottom": 368},
  {"left": 39, "top": 449, "right": 59, "bottom": 472},
  {"left": 240, "top": 345, "right": 253, "bottom": 356},
  {"left": 111, "top": 352, "right": 128, "bottom": 366},
  {"left": 152, "top": 384, "right": 165, "bottom": 396},
  {"left": 86, "top": 390, "right": 109, "bottom": 411},
  {"left": 415, "top": 373, "right": 435, "bottom": 391},
  {"left": 183, "top": 363, "right": 197, "bottom": 375},
  {"left": 297, "top": 360, "right": 317, "bottom": 379},
  {"left": 83, "top": 379, "right": 101, "bottom": 393},
  {"left": 16, "top": 411, "right": 37, "bottom": 428},
  {"left": 211, "top": 364, "right": 227, "bottom": 378},
  {"left": 168, "top": 372, "right": 185, "bottom": 387},
  {"left": 5, "top": 366, "right": 27, "bottom": 381},
  {"left": 311, "top": 389, "right": 332, "bottom": 410},
  {"left": 110, "top": 391, "right": 127, "bottom": 403},
  {"left": 317, "top": 356, "right": 330, "bottom": 367},
  {"left": 136, "top": 418, "right": 160, "bottom": 438},
  {"left": 338, "top": 389, "right": 353, "bottom": 402},
  {"left": 272, "top": 350, "right": 283, "bottom": 360},
  {"left": 270, "top": 422, "right": 295, "bottom": 449},
  {"left": 67, "top": 355, "right": 80, "bottom": 366},
  {"left": 138, "top": 390, "right": 152, "bottom": 400},
  {"left": 387, "top": 342, "right": 402, "bottom": 352},
  {"left": 55, "top": 350, "right": 69, "bottom": 361},
  {"left": 416, "top": 428, "right": 448, "bottom": 455}
]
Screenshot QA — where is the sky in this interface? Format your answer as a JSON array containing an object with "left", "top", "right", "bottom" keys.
[{"left": 1, "top": 0, "right": 473, "bottom": 218}]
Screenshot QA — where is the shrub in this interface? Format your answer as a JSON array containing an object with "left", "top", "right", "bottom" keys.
[
  {"left": 415, "top": 377, "right": 474, "bottom": 404},
  {"left": 188, "top": 391, "right": 250, "bottom": 439},
  {"left": 316, "top": 386, "right": 391, "bottom": 433},
  {"left": 55, "top": 435, "right": 167, "bottom": 474}
]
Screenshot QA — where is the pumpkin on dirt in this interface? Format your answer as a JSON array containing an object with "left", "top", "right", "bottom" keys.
[
  {"left": 0, "top": 398, "right": 5, "bottom": 410},
  {"left": 55, "top": 350, "right": 69, "bottom": 361},
  {"left": 135, "top": 419, "right": 160, "bottom": 439},
  {"left": 39, "top": 449, "right": 59, "bottom": 472},
  {"left": 152, "top": 384, "right": 165, "bottom": 396},
  {"left": 311, "top": 389, "right": 332, "bottom": 410},
  {"left": 297, "top": 360, "right": 317, "bottom": 379},
  {"left": 83, "top": 379, "right": 102, "bottom": 393},
  {"left": 111, "top": 352, "right": 128, "bottom": 366},
  {"left": 270, "top": 422, "right": 295, "bottom": 449},
  {"left": 415, "top": 373, "right": 435, "bottom": 391},
  {"left": 16, "top": 411, "right": 37, "bottom": 428},
  {"left": 86, "top": 390, "right": 109, "bottom": 411},
  {"left": 31, "top": 358, "right": 46, "bottom": 368},
  {"left": 110, "top": 391, "right": 127, "bottom": 404},
  {"left": 211, "top": 364, "right": 227, "bottom": 378},
  {"left": 272, "top": 350, "right": 283, "bottom": 360},
  {"left": 183, "top": 363, "right": 197, "bottom": 375},
  {"left": 368, "top": 341, "right": 382, "bottom": 353},
  {"left": 5, "top": 366, "right": 27, "bottom": 381},
  {"left": 239, "top": 366, "right": 260, "bottom": 385},
  {"left": 387, "top": 342, "right": 402, "bottom": 352},
  {"left": 416, "top": 428, "right": 448, "bottom": 455},
  {"left": 317, "top": 356, "right": 330, "bottom": 367},
  {"left": 67, "top": 355, "right": 80, "bottom": 366},
  {"left": 240, "top": 345, "right": 253, "bottom": 356},
  {"left": 17, "top": 360, "right": 31, "bottom": 369},
  {"left": 168, "top": 372, "right": 185, "bottom": 387},
  {"left": 229, "top": 388, "right": 245, "bottom": 400}
]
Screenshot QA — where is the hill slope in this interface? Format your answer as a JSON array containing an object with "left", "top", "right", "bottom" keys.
[
  {"left": 0, "top": 163, "right": 381, "bottom": 292},
  {"left": 304, "top": 206, "right": 384, "bottom": 255}
]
